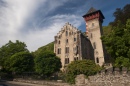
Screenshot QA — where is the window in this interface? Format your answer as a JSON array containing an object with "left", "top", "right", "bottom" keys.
[
  {"left": 65, "top": 58, "right": 69, "bottom": 64},
  {"left": 92, "top": 23, "right": 94, "bottom": 27},
  {"left": 74, "top": 38, "right": 76, "bottom": 42},
  {"left": 77, "top": 57, "right": 78, "bottom": 60},
  {"left": 74, "top": 57, "right": 76, "bottom": 61},
  {"left": 59, "top": 35, "right": 61, "bottom": 39},
  {"left": 55, "top": 40, "right": 57, "bottom": 43},
  {"left": 73, "top": 46, "right": 78, "bottom": 54},
  {"left": 74, "top": 57, "right": 78, "bottom": 61},
  {"left": 66, "top": 31, "right": 68, "bottom": 36},
  {"left": 69, "top": 32, "right": 71, "bottom": 35},
  {"left": 93, "top": 42, "right": 96, "bottom": 49},
  {"left": 66, "top": 39, "right": 68, "bottom": 43},
  {"left": 90, "top": 33, "right": 93, "bottom": 39},
  {"left": 76, "top": 46, "right": 78, "bottom": 54},
  {"left": 96, "top": 58, "right": 99, "bottom": 63},
  {"left": 65, "top": 47, "right": 69, "bottom": 53},
  {"left": 57, "top": 48, "right": 61, "bottom": 54},
  {"left": 58, "top": 41, "right": 60, "bottom": 44}
]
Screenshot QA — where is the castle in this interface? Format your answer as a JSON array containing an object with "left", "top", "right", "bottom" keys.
[{"left": 54, "top": 7, "right": 108, "bottom": 70}]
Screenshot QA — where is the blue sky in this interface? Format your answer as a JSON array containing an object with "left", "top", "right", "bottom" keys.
[{"left": 0, "top": 0, "right": 130, "bottom": 51}]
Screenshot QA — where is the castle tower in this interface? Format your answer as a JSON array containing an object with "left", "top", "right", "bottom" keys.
[{"left": 83, "top": 7, "right": 105, "bottom": 66}]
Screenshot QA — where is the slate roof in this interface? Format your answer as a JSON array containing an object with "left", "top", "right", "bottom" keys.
[
  {"left": 87, "top": 7, "right": 97, "bottom": 14},
  {"left": 82, "top": 7, "right": 105, "bottom": 19}
]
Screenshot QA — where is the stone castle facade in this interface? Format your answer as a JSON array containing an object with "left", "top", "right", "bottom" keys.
[{"left": 54, "top": 7, "right": 107, "bottom": 70}]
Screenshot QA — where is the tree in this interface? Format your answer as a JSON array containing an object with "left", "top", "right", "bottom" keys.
[
  {"left": 10, "top": 52, "right": 34, "bottom": 74},
  {"left": 34, "top": 51, "right": 61, "bottom": 77},
  {"left": 102, "top": 19, "right": 130, "bottom": 66},
  {"left": 0, "top": 40, "right": 29, "bottom": 71},
  {"left": 32, "top": 42, "right": 54, "bottom": 57},
  {"left": 65, "top": 60, "right": 101, "bottom": 84},
  {"left": 109, "top": 4, "right": 130, "bottom": 26}
]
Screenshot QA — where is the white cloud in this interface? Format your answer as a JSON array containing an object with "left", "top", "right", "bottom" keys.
[
  {"left": 0, "top": 0, "right": 83, "bottom": 52},
  {"left": 23, "top": 14, "right": 82, "bottom": 51}
]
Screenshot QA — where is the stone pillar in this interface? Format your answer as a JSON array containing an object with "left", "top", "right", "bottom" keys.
[{"left": 75, "top": 74, "right": 85, "bottom": 86}]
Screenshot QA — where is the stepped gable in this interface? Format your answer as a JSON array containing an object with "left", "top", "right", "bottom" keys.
[{"left": 56, "top": 22, "right": 80, "bottom": 36}]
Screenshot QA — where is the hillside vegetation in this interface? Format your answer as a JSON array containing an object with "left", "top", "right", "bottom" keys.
[{"left": 33, "top": 42, "right": 54, "bottom": 57}]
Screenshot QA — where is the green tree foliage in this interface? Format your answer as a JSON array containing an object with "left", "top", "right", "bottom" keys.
[
  {"left": 102, "top": 19, "right": 130, "bottom": 67},
  {"left": 109, "top": 4, "right": 130, "bottom": 26},
  {"left": 102, "top": 25, "right": 112, "bottom": 35},
  {"left": 34, "top": 51, "right": 61, "bottom": 77},
  {"left": 114, "top": 57, "right": 130, "bottom": 68},
  {"left": 65, "top": 60, "right": 101, "bottom": 84},
  {"left": 0, "top": 40, "right": 29, "bottom": 71},
  {"left": 10, "top": 52, "right": 34, "bottom": 74},
  {"left": 32, "top": 42, "right": 54, "bottom": 57}
]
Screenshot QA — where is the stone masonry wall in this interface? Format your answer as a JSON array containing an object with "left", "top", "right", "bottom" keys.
[{"left": 75, "top": 68, "right": 130, "bottom": 86}]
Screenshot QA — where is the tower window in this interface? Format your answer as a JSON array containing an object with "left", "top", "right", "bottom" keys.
[
  {"left": 92, "top": 23, "right": 94, "bottom": 27},
  {"left": 93, "top": 42, "right": 96, "bottom": 49},
  {"left": 90, "top": 33, "right": 93, "bottom": 39},
  {"left": 96, "top": 58, "right": 99, "bottom": 63},
  {"left": 66, "top": 31, "right": 68, "bottom": 36}
]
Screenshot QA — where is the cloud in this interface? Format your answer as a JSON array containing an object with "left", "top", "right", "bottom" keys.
[
  {"left": 2, "top": 0, "right": 120, "bottom": 51},
  {"left": 0, "top": 0, "right": 84, "bottom": 52},
  {"left": 23, "top": 14, "right": 82, "bottom": 51},
  {"left": 0, "top": 0, "right": 44, "bottom": 49}
]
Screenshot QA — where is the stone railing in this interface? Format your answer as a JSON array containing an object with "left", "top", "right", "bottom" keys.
[{"left": 75, "top": 67, "right": 130, "bottom": 86}]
